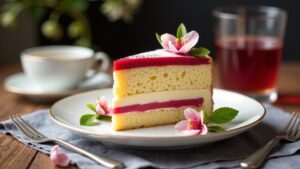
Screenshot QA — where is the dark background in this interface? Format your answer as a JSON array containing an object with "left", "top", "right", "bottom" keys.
[
  {"left": 73, "top": 0, "right": 297, "bottom": 60},
  {"left": 2, "top": 0, "right": 300, "bottom": 61}
]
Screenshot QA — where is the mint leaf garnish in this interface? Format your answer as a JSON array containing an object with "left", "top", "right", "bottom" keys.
[
  {"left": 156, "top": 33, "right": 162, "bottom": 44},
  {"left": 80, "top": 114, "right": 100, "bottom": 126},
  {"left": 86, "top": 103, "right": 96, "bottom": 113},
  {"left": 208, "top": 125, "right": 226, "bottom": 132},
  {"left": 210, "top": 107, "right": 238, "bottom": 124},
  {"left": 176, "top": 23, "right": 187, "bottom": 39},
  {"left": 98, "top": 115, "right": 112, "bottom": 121},
  {"left": 189, "top": 47, "right": 210, "bottom": 57}
]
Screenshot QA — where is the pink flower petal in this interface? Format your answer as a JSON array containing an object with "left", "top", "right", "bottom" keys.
[
  {"left": 161, "top": 33, "right": 178, "bottom": 52},
  {"left": 168, "top": 40, "right": 179, "bottom": 53},
  {"left": 96, "top": 96, "right": 112, "bottom": 116},
  {"left": 182, "top": 130, "right": 201, "bottom": 136},
  {"left": 175, "top": 120, "right": 189, "bottom": 131},
  {"left": 199, "top": 124, "right": 208, "bottom": 135},
  {"left": 199, "top": 110, "right": 205, "bottom": 124},
  {"left": 96, "top": 105, "right": 106, "bottom": 115},
  {"left": 179, "top": 31, "right": 199, "bottom": 53},
  {"left": 50, "top": 145, "right": 70, "bottom": 167},
  {"left": 184, "top": 108, "right": 199, "bottom": 122}
]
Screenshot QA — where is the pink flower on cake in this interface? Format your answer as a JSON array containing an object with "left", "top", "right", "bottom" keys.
[
  {"left": 175, "top": 108, "right": 208, "bottom": 136},
  {"left": 160, "top": 31, "right": 199, "bottom": 54},
  {"left": 50, "top": 145, "right": 70, "bottom": 167},
  {"left": 96, "top": 96, "right": 112, "bottom": 116}
]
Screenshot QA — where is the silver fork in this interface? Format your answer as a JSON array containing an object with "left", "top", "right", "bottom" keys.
[
  {"left": 241, "top": 112, "right": 300, "bottom": 168},
  {"left": 10, "top": 115, "right": 124, "bottom": 169}
]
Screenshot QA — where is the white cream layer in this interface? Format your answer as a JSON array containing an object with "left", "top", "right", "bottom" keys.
[{"left": 113, "top": 89, "right": 212, "bottom": 108}]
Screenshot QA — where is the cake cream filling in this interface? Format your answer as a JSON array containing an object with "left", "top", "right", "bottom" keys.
[{"left": 113, "top": 89, "right": 212, "bottom": 113}]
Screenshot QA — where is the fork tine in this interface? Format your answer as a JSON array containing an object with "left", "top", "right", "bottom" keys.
[
  {"left": 13, "top": 115, "right": 39, "bottom": 138},
  {"left": 281, "top": 112, "right": 296, "bottom": 134},
  {"left": 15, "top": 115, "right": 44, "bottom": 138},
  {"left": 10, "top": 115, "right": 35, "bottom": 139}
]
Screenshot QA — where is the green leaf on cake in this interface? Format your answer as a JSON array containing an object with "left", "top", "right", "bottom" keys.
[
  {"left": 156, "top": 33, "right": 162, "bottom": 44},
  {"left": 208, "top": 125, "right": 226, "bottom": 132},
  {"left": 80, "top": 114, "right": 100, "bottom": 126},
  {"left": 176, "top": 23, "right": 187, "bottom": 38},
  {"left": 189, "top": 47, "right": 211, "bottom": 57},
  {"left": 210, "top": 107, "right": 239, "bottom": 124},
  {"left": 86, "top": 103, "right": 96, "bottom": 113}
]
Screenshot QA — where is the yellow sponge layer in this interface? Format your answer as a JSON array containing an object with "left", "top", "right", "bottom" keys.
[
  {"left": 112, "top": 106, "right": 202, "bottom": 131},
  {"left": 113, "top": 65, "right": 213, "bottom": 99}
]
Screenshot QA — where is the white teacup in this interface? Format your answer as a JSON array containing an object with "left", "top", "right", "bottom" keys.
[{"left": 21, "top": 46, "right": 110, "bottom": 92}]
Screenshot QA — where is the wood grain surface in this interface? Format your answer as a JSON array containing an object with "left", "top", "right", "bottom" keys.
[{"left": 0, "top": 61, "right": 299, "bottom": 169}]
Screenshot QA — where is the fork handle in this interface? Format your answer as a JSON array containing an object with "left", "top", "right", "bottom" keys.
[
  {"left": 52, "top": 138, "right": 124, "bottom": 169},
  {"left": 240, "top": 137, "right": 281, "bottom": 168}
]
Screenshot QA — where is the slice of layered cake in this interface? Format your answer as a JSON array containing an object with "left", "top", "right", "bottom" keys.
[{"left": 112, "top": 49, "right": 213, "bottom": 131}]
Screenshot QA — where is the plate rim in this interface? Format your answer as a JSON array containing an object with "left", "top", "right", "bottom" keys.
[{"left": 49, "top": 88, "right": 266, "bottom": 140}]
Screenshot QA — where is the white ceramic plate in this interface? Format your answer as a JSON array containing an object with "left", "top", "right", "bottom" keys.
[
  {"left": 50, "top": 88, "right": 265, "bottom": 149},
  {"left": 4, "top": 72, "right": 112, "bottom": 102}
]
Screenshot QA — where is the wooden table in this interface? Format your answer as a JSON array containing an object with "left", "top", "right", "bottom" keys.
[{"left": 0, "top": 61, "right": 300, "bottom": 169}]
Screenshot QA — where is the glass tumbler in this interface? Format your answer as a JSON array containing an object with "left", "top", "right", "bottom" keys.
[{"left": 213, "top": 6, "right": 287, "bottom": 102}]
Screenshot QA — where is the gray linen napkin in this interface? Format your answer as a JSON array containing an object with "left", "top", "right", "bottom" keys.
[{"left": 1, "top": 104, "right": 299, "bottom": 169}]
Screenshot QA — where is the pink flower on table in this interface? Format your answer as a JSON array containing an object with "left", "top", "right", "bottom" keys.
[
  {"left": 175, "top": 108, "right": 208, "bottom": 136},
  {"left": 160, "top": 31, "right": 199, "bottom": 54},
  {"left": 50, "top": 145, "right": 70, "bottom": 167},
  {"left": 96, "top": 96, "right": 112, "bottom": 116}
]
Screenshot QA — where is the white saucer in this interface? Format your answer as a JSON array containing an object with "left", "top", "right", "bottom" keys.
[
  {"left": 50, "top": 88, "right": 266, "bottom": 149},
  {"left": 4, "top": 72, "right": 112, "bottom": 102}
]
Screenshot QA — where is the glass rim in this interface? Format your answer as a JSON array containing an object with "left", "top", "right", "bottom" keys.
[{"left": 213, "top": 6, "right": 287, "bottom": 20}]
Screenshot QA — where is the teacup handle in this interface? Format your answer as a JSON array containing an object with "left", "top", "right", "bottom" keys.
[
  {"left": 86, "top": 51, "right": 111, "bottom": 78},
  {"left": 94, "top": 51, "right": 110, "bottom": 72}
]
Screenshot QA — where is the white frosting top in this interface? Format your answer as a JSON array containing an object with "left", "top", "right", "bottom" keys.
[{"left": 128, "top": 49, "right": 191, "bottom": 59}]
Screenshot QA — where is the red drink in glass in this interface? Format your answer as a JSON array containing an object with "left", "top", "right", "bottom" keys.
[
  {"left": 216, "top": 36, "right": 283, "bottom": 93},
  {"left": 213, "top": 6, "right": 287, "bottom": 102}
]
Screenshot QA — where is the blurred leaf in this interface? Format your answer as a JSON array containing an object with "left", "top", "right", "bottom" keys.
[
  {"left": 41, "top": 20, "right": 63, "bottom": 40},
  {"left": 0, "top": 12, "right": 16, "bottom": 27},
  {"left": 1, "top": 2, "right": 23, "bottom": 13},
  {"left": 75, "top": 37, "right": 91, "bottom": 47},
  {"left": 68, "top": 20, "right": 85, "bottom": 38},
  {"left": 28, "top": 5, "right": 46, "bottom": 22},
  {"left": 58, "top": 0, "right": 88, "bottom": 13}
]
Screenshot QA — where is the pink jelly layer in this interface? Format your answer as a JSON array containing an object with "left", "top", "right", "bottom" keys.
[
  {"left": 114, "top": 57, "right": 211, "bottom": 71},
  {"left": 113, "top": 98, "right": 203, "bottom": 114}
]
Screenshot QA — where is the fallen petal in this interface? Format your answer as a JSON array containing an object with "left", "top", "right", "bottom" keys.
[
  {"left": 175, "top": 120, "right": 189, "bottom": 131},
  {"left": 50, "top": 145, "right": 70, "bottom": 167}
]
